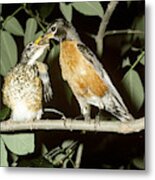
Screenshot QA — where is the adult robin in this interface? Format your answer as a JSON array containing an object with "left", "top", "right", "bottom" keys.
[
  {"left": 2, "top": 40, "right": 52, "bottom": 122},
  {"left": 41, "top": 18, "right": 133, "bottom": 122}
]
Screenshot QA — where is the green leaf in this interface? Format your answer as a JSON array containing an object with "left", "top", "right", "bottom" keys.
[
  {"left": 0, "top": 107, "right": 10, "bottom": 121},
  {"left": 34, "top": 30, "right": 44, "bottom": 40},
  {"left": 41, "top": 144, "right": 48, "bottom": 156},
  {"left": 60, "top": 3, "right": 72, "bottom": 22},
  {"left": 62, "top": 140, "right": 74, "bottom": 149},
  {"left": 24, "top": 18, "right": 37, "bottom": 46},
  {"left": 133, "top": 15, "right": 144, "bottom": 31},
  {"left": 3, "top": 16, "right": 24, "bottom": 36},
  {"left": 47, "top": 44, "right": 60, "bottom": 63},
  {"left": 0, "top": 138, "right": 8, "bottom": 167},
  {"left": 64, "top": 82, "right": 73, "bottom": 105},
  {"left": 132, "top": 15, "right": 144, "bottom": 41},
  {"left": 132, "top": 157, "right": 145, "bottom": 169},
  {"left": 72, "top": 2, "right": 103, "bottom": 18},
  {"left": 38, "top": 3, "right": 55, "bottom": 19},
  {"left": 122, "top": 57, "right": 131, "bottom": 68},
  {"left": 1, "top": 133, "right": 35, "bottom": 155},
  {"left": 140, "top": 54, "right": 145, "bottom": 65},
  {"left": 0, "top": 30, "right": 17, "bottom": 76},
  {"left": 53, "top": 154, "right": 66, "bottom": 165},
  {"left": 121, "top": 69, "right": 144, "bottom": 112}
]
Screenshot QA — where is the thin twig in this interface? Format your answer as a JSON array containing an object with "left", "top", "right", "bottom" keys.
[
  {"left": 95, "top": 1, "right": 119, "bottom": 57},
  {"left": 104, "top": 29, "right": 144, "bottom": 37},
  {"left": 75, "top": 143, "right": 84, "bottom": 168},
  {"left": 0, "top": 117, "right": 144, "bottom": 134},
  {"left": 130, "top": 51, "right": 145, "bottom": 70},
  {"left": 123, "top": 51, "right": 145, "bottom": 77},
  {"left": 23, "top": 5, "right": 46, "bottom": 31},
  {"left": 3, "top": 5, "right": 24, "bottom": 27}
]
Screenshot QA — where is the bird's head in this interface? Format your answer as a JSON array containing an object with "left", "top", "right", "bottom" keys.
[
  {"left": 43, "top": 19, "right": 80, "bottom": 42},
  {"left": 21, "top": 40, "right": 49, "bottom": 65}
]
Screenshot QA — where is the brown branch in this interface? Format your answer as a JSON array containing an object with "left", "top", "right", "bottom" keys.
[
  {"left": 96, "top": 1, "right": 119, "bottom": 57},
  {"left": 0, "top": 117, "right": 144, "bottom": 134}
]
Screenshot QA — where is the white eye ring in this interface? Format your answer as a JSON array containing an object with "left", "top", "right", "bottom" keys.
[{"left": 51, "top": 26, "right": 56, "bottom": 32}]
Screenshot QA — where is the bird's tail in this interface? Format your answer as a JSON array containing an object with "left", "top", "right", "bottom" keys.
[{"left": 102, "top": 92, "right": 134, "bottom": 122}]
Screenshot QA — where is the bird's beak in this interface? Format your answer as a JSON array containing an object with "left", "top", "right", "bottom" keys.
[
  {"left": 34, "top": 36, "right": 43, "bottom": 45},
  {"left": 34, "top": 33, "right": 54, "bottom": 46},
  {"left": 44, "top": 32, "right": 54, "bottom": 40}
]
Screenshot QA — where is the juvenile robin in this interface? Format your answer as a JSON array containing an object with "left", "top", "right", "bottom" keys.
[
  {"left": 42, "top": 18, "right": 133, "bottom": 122},
  {"left": 2, "top": 40, "right": 52, "bottom": 122}
]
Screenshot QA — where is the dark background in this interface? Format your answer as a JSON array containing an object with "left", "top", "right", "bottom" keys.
[{"left": 1, "top": 1, "right": 145, "bottom": 169}]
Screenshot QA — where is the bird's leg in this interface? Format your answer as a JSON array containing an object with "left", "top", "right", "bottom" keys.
[
  {"left": 95, "top": 109, "right": 102, "bottom": 122},
  {"left": 36, "top": 109, "right": 43, "bottom": 121},
  {"left": 74, "top": 105, "right": 91, "bottom": 121},
  {"left": 81, "top": 104, "right": 91, "bottom": 122},
  {"left": 74, "top": 115, "right": 83, "bottom": 120},
  {"left": 94, "top": 109, "right": 103, "bottom": 131},
  {"left": 74, "top": 96, "right": 91, "bottom": 122}
]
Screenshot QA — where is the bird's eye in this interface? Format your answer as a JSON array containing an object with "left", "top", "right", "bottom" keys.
[
  {"left": 29, "top": 42, "right": 33, "bottom": 46},
  {"left": 51, "top": 26, "right": 56, "bottom": 32}
]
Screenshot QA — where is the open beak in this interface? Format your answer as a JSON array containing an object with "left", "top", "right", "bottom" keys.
[
  {"left": 34, "top": 33, "right": 54, "bottom": 45},
  {"left": 44, "top": 32, "right": 54, "bottom": 40}
]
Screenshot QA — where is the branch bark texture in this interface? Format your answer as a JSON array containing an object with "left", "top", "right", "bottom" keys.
[
  {"left": 96, "top": 1, "right": 118, "bottom": 57},
  {"left": 0, "top": 117, "right": 144, "bottom": 134}
]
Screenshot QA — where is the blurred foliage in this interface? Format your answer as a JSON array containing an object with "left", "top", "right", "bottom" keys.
[
  {"left": 3, "top": 16, "right": 24, "bottom": 36},
  {"left": 24, "top": 18, "right": 38, "bottom": 45},
  {"left": 72, "top": 2, "right": 104, "bottom": 18},
  {"left": 0, "top": 30, "right": 17, "bottom": 76},
  {"left": 121, "top": 51, "right": 144, "bottom": 112},
  {"left": 0, "top": 133, "right": 35, "bottom": 167},
  {"left": 43, "top": 140, "right": 79, "bottom": 168},
  {"left": 37, "top": 3, "right": 55, "bottom": 19},
  {"left": 0, "top": 1, "right": 144, "bottom": 169},
  {"left": 0, "top": 138, "right": 8, "bottom": 166},
  {"left": 0, "top": 106, "right": 10, "bottom": 121},
  {"left": 60, "top": 3, "right": 73, "bottom": 22}
]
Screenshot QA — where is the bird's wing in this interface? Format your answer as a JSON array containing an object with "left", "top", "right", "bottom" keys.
[
  {"left": 77, "top": 43, "right": 128, "bottom": 111},
  {"left": 36, "top": 62, "right": 53, "bottom": 102}
]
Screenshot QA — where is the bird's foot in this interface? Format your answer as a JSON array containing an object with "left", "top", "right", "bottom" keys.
[
  {"left": 84, "top": 115, "right": 91, "bottom": 123},
  {"left": 44, "top": 108, "right": 66, "bottom": 119},
  {"left": 94, "top": 114, "right": 101, "bottom": 131},
  {"left": 74, "top": 115, "right": 84, "bottom": 120}
]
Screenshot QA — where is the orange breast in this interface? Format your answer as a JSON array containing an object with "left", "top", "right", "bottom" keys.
[{"left": 60, "top": 41, "right": 108, "bottom": 98}]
